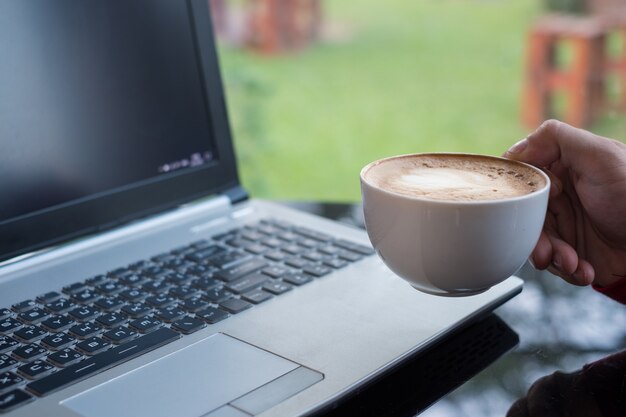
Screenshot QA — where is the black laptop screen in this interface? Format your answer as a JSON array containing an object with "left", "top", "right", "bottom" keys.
[
  {"left": 0, "top": 0, "right": 240, "bottom": 262},
  {"left": 0, "top": 0, "right": 217, "bottom": 224}
]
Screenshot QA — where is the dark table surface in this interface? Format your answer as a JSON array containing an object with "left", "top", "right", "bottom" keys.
[{"left": 282, "top": 201, "right": 626, "bottom": 417}]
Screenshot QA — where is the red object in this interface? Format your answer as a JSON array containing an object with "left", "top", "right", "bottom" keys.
[{"left": 593, "top": 278, "right": 626, "bottom": 304}]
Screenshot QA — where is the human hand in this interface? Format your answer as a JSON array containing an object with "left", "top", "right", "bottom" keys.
[
  {"left": 507, "top": 350, "right": 626, "bottom": 417},
  {"left": 503, "top": 120, "right": 626, "bottom": 287}
]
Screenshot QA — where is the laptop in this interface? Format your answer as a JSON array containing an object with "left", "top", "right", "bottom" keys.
[{"left": 0, "top": 1, "right": 523, "bottom": 416}]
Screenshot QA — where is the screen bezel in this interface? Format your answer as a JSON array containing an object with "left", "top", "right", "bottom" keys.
[{"left": 0, "top": 0, "right": 241, "bottom": 263}]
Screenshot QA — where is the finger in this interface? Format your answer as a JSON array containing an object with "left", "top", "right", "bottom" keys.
[
  {"left": 504, "top": 119, "right": 616, "bottom": 176},
  {"left": 531, "top": 231, "right": 553, "bottom": 270},
  {"left": 573, "top": 259, "right": 595, "bottom": 286},
  {"left": 546, "top": 232, "right": 578, "bottom": 276},
  {"left": 547, "top": 191, "right": 577, "bottom": 246}
]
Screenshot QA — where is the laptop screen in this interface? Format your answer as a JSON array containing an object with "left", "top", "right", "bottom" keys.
[{"left": 0, "top": 0, "right": 240, "bottom": 262}]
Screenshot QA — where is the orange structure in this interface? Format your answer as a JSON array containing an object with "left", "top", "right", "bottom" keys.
[
  {"left": 521, "top": 14, "right": 606, "bottom": 128},
  {"left": 246, "top": 0, "right": 322, "bottom": 54}
]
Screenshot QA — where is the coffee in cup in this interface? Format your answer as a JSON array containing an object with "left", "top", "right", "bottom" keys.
[{"left": 360, "top": 153, "right": 549, "bottom": 296}]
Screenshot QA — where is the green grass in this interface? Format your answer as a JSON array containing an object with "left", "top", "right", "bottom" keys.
[{"left": 217, "top": 0, "right": 626, "bottom": 202}]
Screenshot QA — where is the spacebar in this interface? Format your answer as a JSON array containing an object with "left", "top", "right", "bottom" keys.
[{"left": 27, "top": 327, "right": 181, "bottom": 396}]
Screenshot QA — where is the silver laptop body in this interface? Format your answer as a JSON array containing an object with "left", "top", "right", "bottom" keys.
[{"left": 0, "top": 1, "right": 522, "bottom": 416}]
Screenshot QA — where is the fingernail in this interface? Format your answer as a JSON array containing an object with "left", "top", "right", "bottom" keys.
[
  {"left": 507, "top": 138, "right": 528, "bottom": 154},
  {"left": 553, "top": 254, "right": 562, "bottom": 269}
]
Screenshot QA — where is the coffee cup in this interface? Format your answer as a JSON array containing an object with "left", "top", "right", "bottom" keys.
[{"left": 360, "top": 153, "right": 550, "bottom": 296}]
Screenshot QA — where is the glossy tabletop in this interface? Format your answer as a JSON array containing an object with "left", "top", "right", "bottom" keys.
[{"left": 282, "top": 201, "right": 626, "bottom": 417}]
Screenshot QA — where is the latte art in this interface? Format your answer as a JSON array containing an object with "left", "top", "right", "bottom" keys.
[{"left": 364, "top": 154, "right": 546, "bottom": 201}]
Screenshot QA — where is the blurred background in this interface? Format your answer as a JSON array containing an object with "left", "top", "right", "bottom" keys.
[{"left": 212, "top": 0, "right": 626, "bottom": 202}]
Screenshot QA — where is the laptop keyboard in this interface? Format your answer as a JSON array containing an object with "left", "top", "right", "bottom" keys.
[{"left": 0, "top": 219, "right": 374, "bottom": 413}]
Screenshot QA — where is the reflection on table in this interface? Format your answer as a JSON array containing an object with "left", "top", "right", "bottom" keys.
[{"left": 281, "top": 201, "right": 626, "bottom": 417}]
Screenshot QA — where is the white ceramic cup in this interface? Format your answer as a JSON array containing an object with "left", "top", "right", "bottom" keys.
[{"left": 360, "top": 153, "right": 550, "bottom": 296}]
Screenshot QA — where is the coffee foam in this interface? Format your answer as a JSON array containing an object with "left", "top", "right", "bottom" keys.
[{"left": 364, "top": 154, "right": 546, "bottom": 201}]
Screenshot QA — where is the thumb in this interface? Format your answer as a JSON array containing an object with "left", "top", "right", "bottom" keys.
[{"left": 503, "top": 119, "right": 614, "bottom": 174}]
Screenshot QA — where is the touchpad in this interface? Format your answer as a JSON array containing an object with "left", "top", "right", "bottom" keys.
[{"left": 62, "top": 333, "right": 323, "bottom": 417}]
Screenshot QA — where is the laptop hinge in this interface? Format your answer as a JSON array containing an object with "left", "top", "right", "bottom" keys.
[{"left": 224, "top": 185, "right": 249, "bottom": 205}]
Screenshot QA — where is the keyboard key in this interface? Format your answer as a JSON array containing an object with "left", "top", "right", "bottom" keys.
[
  {"left": 191, "top": 276, "right": 221, "bottom": 291},
  {"left": 142, "top": 280, "right": 171, "bottom": 294},
  {"left": 11, "top": 300, "right": 36, "bottom": 313},
  {"left": 297, "top": 238, "right": 319, "bottom": 249},
  {"left": 12, "top": 344, "right": 47, "bottom": 362},
  {"left": 0, "top": 337, "right": 19, "bottom": 355},
  {"left": 0, "top": 355, "right": 17, "bottom": 373},
  {"left": 103, "top": 326, "right": 137, "bottom": 345},
  {"left": 145, "top": 295, "right": 177, "bottom": 309},
  {"left": 323, "top": 259, "right": 348, "bottom": 269},
  {"left": 282, "top": 244, "right": 304, "bottom": 255},
  {"left": 62, "top": 282, "right": 87, "bottom": 295},
  {"left": 284, "top": 257, "right": 312, "bottom": 269},
  {"left": 68, "top": 306, "right": 99, "bottom": 322},
  {"left": 47, "top": 348, "right": 83, "bottom": 367},
  {"left": 44, "top": 298, "right": 74, "bottom": 314},
  {"left": 337, "top": 250, "right": 363, "bottom": 263},
  {"left": 13, "top": 326, "right": 47, "bottom": 343},
  {"left": 17, "top": 360, "right": 55, "bottom": 380},
  {"left": 164, "top": 272, "right": 193, "bottom": 286},
  {"left": 94, "top": 297, "right": 124, "bottom": 312},
  {"left": 203, "top": 288, "right": 233, "bottom": 304},
  {"left": 41, "top": 333, "right": 75, "bottom": 351},
  {"left": 120, "top": 303, "right": 152, "bottom": 319},
  {"left": 302, "top": 251, "right": 330, "bottom": 263},
  {"left": 128, "top": 317, "right": 162, "bottom": 334},
  {"left": 69, "top": 322, "right": 102, "bottom": 339},
  {"left": 75, "top": 337, "right": 110, "bottom": 356},
  {"left": 85, "top": 275, "right": 107, "bottom": 285},
  {"left": 241, "top": 290, "right": 273, "bottom": 305},
  {"left": 0, "top": 311, "right": 10, "bottom": 322},
  {"left": 283, "top": 272, "right": 314, "bottom": 286},
  {"left": 208, "top": 251, "right": 250, "bottom": 268},
  {"left": 119, "top": 289, "right": 148, "bottom": 303},
  {"left": 95, "top": 281, "right": 125, "bottom": 296},
  {"left": 17, "top": 308, "right": 49, "bottom": 325},
  {"left": 27, "top": 327, "right": 181, "bottom": 396},
  {"left": 118, "top": 274, "right": 146, "bottom": 287},
  {"left": 0, "top": 372, "right": 24, "bottom": 393},
  {"left": 196, "top": 307, "right": 230, "bottom": 324},
  {"left": 71, "top": 289, "right": 100, "bottom": 304},
  {"left": 261, "top": 265, "right": 290, "bottom": 278},
  {"left": 185, "top": 245, "right": 226, "bottom": 263},
  {"left": 263, "top": 282, "right": 293, "bottom": 295},
  {"left": 264, "top": 250, "right": 289, "bottom": 262},
  {"left": 318, "top": 245, "right": 342, "bottom": 256},
  {"left": 302, "top": 264, "right": 332, "bottom": 277},
  {"left": 180, "top": 297, "right": 209, "bottom": 313},
  {"left": 0, "top": 318, "right": 22, "bottom": 334},
  {"left": 243, "top": 243, "right": 269, "bottom": 255},
  {"left": 219, "top": 298, "right": 252, "bottom": 314},
  {"left": 333, "top": 240, "right": 375, "bottom": 256},
  {"left": 36, "top": 292, "right": 61, "bottom": 304},
  {"left": 215, "top": 258, "right": 268, "bottom": 282},
  {"left": 171, "top": 316, "right": 206, "bottom": 335},
  {"left": 292, "top": 226, "right": 333, "bottom": 242},
  {"left": 154, "top": 306, "right": 186, "bottom": 323},
  {"left": 41, "top": 316, "right": 76, "bottom": 333},
  {"left": 225, "top": 273, "right": 270, "bottom": 294},
  {"left": 95, "top": 313, "right": 127, "bottom": 329},
  {"left": 0, "top": 389, "right": 34, "bottom": 413},
  {"left": 169, "top": 286, "right": 198, "bottom": 300}
]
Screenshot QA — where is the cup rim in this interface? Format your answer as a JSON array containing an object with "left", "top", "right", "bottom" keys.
[{"left": 360, "top": 152, "right": 551, "bottom": 205}]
